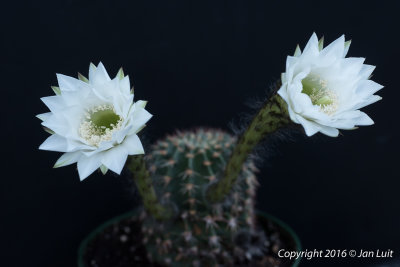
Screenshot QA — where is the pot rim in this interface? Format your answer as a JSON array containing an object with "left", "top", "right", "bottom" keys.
[
  {"left": 78, "top": 209, "right": 302, "bottom": 267},
  {"left": 256, "top": 211, "right": 302, "bottom": 267}
]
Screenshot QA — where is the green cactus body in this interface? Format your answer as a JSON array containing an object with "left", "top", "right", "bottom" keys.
[{"left": 141, "top": 129, "right": 259, "bottom": 266}]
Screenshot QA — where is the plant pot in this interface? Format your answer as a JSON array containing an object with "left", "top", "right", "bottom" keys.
[{"left": 78, "top": 210, "right": 301, "bottom": 267}]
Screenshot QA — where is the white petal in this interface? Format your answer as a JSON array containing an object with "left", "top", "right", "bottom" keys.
[
  {"left": 135, "top": 100, "right": 148, "bottom": 109},
  {"left": 122, "top": 134, "right": 145, "bottom": 155},
  {"left": 41, "top": 106, "right": 82, "bottom": 138},
  {"left": 296, "top": 116, "right": 320, "bottom": 136},
  {"left": 281, "top": 73, "right": 287, "bottom": 84},
  {"left": 352, "top": 95, "right": 382, "bottom": 110},
  {"left": 88, "top": 62, "right": 97, "bottom": 82},
  {"left": 81, "top": 142, "right": 113, "bottom": 157},
  {"left": 292, "top": 68, "right": 309, "bottom": 86},
  {"left": 39, "top": 134, "right": 89, "bottom": 152},
  {"left": 277, "top": 86, "right": 289, "bottom": 103},
  {"left": 89, "top": 62, "right": 111, "bottom": 85},
  {"left": 300, "top": 118, "right": 340, "bottom": 137},
  {"left": 330, "top": 110, "right": 373, "bottom": 129},
  {"left": 292, "top": 92, "right": 313, "bottom": 114},
  {"left": 359, "top": 64, "right": 375, "bottom": 80},
  {"left": 77, "top": 154, "right": 102, "bottom": 180},
  {"left": 353, "top": 112, "right": 374, "bottom": 125},
  {"left": 41, "top": 115, "right": 70, "bottom": 137},
  {"left": 302, "top": 33, "right": 319, "bottom": 56},
  {"left": 92, "top": 83, "right": 114, "bottom": 103},
  {"left": 36, "top": 112, "right": 52, "bottom": 121},
  {"left": 129, "top": 106, "right": 153, "bottom": 134},
  {"left": 286, "top": 56, "right": 298, "bottom": 69},
  {"left": 356, "top": 80, "right": 383, "bottom": 98},
  {"left": 54, "top": 151, "right": 82, "bottom": 168},
  {"left": 118, "top": 94, "right": 134, "bottom": 118},
  {"left": 340, "top": 57, "right": 365, "bottom": 77},
  {"left": 41, "top": 96, "right": 65, "bottom": 113},
  {"left": 114, "top": 126, "right": 131, "bottom": 144},
  {"left": 39, "top": 134, "right": 69, "bottom": 152},
  {"left": 56, "top": 74, "right": 90, "bottom": 92},
  {"left": 101, "top": 145, "right": 128, "bottom": 175},
  {"left": 325, "top": 119, "right": 356, "bottom": 129},
  {"left": 119, "top": 75, "right": 131, "bottom": 95},
  {"left": 287, "top": 105, "right": 300, "bottom": 123},
  {"left": 320, "top": 35, "right": 345, "bottom": 60},
  {"left": 317, "top": 125, "right": 339, "bottom": 137}
]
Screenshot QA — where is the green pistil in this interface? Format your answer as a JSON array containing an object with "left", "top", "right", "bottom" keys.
[
  {"left": 314, "top": 95, "right": 333, "bottom": 106},
  {"left": 301, "top": 75, "right": 333, "bottom": 106},
  {"left": 90, "top": 108, "right": 121, "bottom": 131},
  {"left": 301, "top": 75, "right": 317, "bottom": 96}
]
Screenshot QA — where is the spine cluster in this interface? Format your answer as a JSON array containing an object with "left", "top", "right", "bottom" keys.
[{"left": 139, "top": 129, "right": 259, "bottom": 266}]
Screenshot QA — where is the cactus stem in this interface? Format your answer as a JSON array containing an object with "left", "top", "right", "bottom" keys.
[
  {"left": 127, "top": 155, "right": 172, "bottom": 220},
  {"left": 202, "top": 151, "right": 215, "bottom": 177},
  {"left": 207, "top": 94, "right": 289, "bottom": 203}
]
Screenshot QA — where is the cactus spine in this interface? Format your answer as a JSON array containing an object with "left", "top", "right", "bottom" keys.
[
  {"left": 128, "top": 94, "right": 290, "bottom": 266},
  {"left": 127, "top": 155, "right": 172, "bottom": 220},
  {"left": 138, "top": 129, "right": 259, "bottom": 266}
]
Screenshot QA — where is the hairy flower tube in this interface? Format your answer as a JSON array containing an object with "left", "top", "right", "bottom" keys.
[
  {"left": 208, "top": 34, "right": 383, "bottom": 202},
  {"left": 278, "top": 33, "right": 383, "bottom": 137},
  {"left": 38, "top": 62, "right": 152, "bottom": 180}
]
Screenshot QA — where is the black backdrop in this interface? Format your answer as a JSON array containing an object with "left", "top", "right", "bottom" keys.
[{"left": 1, "top": 1, "right": 399, "bottom": 266}]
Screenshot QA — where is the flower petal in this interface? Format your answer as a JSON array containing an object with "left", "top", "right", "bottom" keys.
[
  {"left": 89, "top": 62, "right": 111, "bottom": 86},
  {"left": 352, "top": 95, "right": 382, "bottom": 110},
  {"left": 101, "top": 145, "right": 128, "bottom": 175},
  {"left": 40, "top": 96, "right": 65, "bottom": 113},
  {"left": 294, "top": 45, "right": 302, "bottom": 57},
  {"left": 359, "top": 64, "right": 375, "bottom": 80},
  {"left": 56, "top": 74, "right": 91, "bottom": 92},
  {"left": 135, "top": 100, "right": 148, "bottom": 109},
  {"left": 279, "top": 34, "right": 382, "bottom": 138},
  {"left": 39, "top": 62, "right": 151, "bottom": 180},
  {"left": 119, "top": 75, "right": 131, "bottom": 96},
  {"left": 36, "top": 112, "right": 52, "bottom": 121},
  {"left": 302, "top": 33, "right": 319, "bottom": 56},
  {"left": 354, "top": 111, "right": 374, "bottom": 126},
  {"left": 128, "top": 105, "right": 153, "bottom": 134},
  {"left": 296, "top": 116, "right": 320, "bottom": 136},
  {"left": 54, "top": 151, "right": 82, "bottom": 168},
  {"left": 356, "top": 80, "right": 383, "bottom": 98},
  {"left": 77, "top": 153, "right": 102, "bottom": 180},
  {"left": 317, "top": 125, "right": 339, "bottom": 137},
  {"left": 122, "top": 134, "right": 145, "bottom": 155},
  {"left": 320, "top": 35, "right": 345, "bottom": 60},
  {"left": 39, "top": 134, "right": 69, "bottom": 152}
]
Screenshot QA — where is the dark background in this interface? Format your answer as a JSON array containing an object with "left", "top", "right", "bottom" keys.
[{"left": 1, "top": 0, "right": 399, "bottom": 266}]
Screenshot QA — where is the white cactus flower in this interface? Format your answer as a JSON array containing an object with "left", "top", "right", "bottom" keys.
[
  {"left": 37, "top": 62, "right": 152, "bottom": 180},
  {"left": 278, "top": 33, "right": 383, "bottom": 137}
]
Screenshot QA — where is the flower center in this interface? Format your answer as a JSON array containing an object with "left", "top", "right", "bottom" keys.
[
  {"left": 301, "top": 74, "right": 338, "bottom": 115},
  {"left": 79, "top": 104, "right": 123, "bottom": 146}
]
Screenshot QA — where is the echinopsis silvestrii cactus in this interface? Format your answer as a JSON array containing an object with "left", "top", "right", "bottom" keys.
[
  {"left": 135, "top": 129, "right": 264, "bottom": 266},
  {"left": 126, "top": 90, "right": 290, "bottom": 266},
  {"left": 36, "top": 34, "right": 384, "bottom": 267}
]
